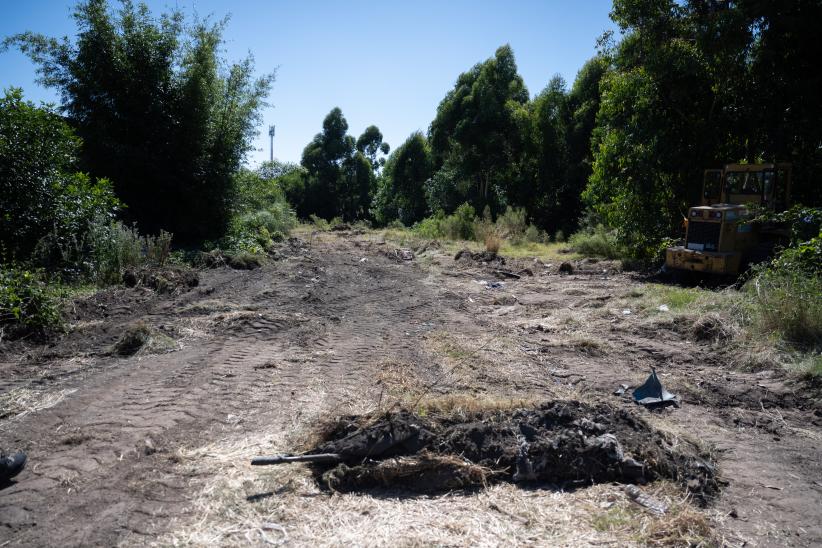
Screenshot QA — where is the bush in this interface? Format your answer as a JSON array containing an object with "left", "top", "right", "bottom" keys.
[
  {"left": 569, "top": 224, "right": 624, "bottom": 259},
  {"left": 1, "top": 89, "right": 120, "bottom": 263},
  {"left": 0, "top": 267, "right": 61, "bottom": 335},
  {"left": 441, "top": 203, "right": 476, "bottom": 240},
  {"left": 496, "top": 207, "right": 528, "bottom": 240},
  {"left": 747, "top": 269, "right": 822, "bottom": 351},
  {"left": 87, "top": 220, "right": 144, "bottom": 285},
  {"left": 223, "top": 169, "right": 297, "bottom": 253},
  {"left": 770, "top": 234, "right": 822, "bottom": 275}
]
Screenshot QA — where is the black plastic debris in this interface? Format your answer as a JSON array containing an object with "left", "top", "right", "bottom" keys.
[{"left": 633, "top": 369, "right": 678, "bottom": 408}]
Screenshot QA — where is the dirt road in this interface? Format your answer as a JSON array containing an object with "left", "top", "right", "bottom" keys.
[{"left": 1, "top": 233, "right": 820, "bottom": 546}]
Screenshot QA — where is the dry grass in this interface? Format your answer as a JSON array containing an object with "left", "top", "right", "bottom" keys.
[
  {"left": 0, "top": 386, "right": 77, "bottom": 420},
  {"left": 158, "top": 427, "right": 721, "bottom": 548},
  {"left": 484, "top": 233, "right": 502, "bottom": 254}
]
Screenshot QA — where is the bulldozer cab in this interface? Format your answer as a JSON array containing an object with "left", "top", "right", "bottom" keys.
[
  {"left": 701, "top": 163, "right": 792, "bottom": 210},
  {"left": 669, "top": 162, "right": 792, "bottom": 277}
]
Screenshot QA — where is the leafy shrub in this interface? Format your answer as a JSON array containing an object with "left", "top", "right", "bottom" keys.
[
  {"left": 223, "top": 169, "right": 297, "bottom": 253},
  {"left": 0, "top": 267, "right": 61, "bottom": 335},
  {"left": 145, "top": 231, "right": 173, "bottom": 267},
  {"left": 554, "top": 230, "right": 566, "bottom": 243},
  {"left": 1, "top": 89, "right": 119, "bottom": 263},
  {"left": 309, "top": 214, "right": 331, "bottom": 231},
  {"left": 569, "top": 224, "right": 624, "bottom": 259},
  {"left": 441, "top": 203, "right": 476, "bottom": 240},
  {"left": 87, "top": 220, "right": 144, "bottom": 285},
  {"left": 770, "top": 234, "right": 822, "bottom": 275},
  {"left": 523, "top": 224, "right": 542, "bottom": 243},
  {"left": 413, "top": 211, "right": 447, "bottom": 239},
  {"left": 496, "top": 207, "right": 528, "bottom": 239}
]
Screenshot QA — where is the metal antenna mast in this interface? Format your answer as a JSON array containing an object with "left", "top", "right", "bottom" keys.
[{"left": 268, "top": 125, "right": 276, "bottom": 163}]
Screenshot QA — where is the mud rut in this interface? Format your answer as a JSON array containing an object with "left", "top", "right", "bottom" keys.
[
  {"left": 1, "top": 235, "right": 820, "bottom": 547},
  {"left": 0, "top": 242, "right": 475, "bottom": 546}
]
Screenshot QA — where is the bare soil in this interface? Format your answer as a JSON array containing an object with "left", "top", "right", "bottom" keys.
[{"left": 1, "top": 232, "right": 820, "bottom": 546}]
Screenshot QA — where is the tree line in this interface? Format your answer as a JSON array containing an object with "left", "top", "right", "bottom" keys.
[
  {"left": 2, "top": 0, "right": 821, "bottom": 266},
  {"left": 287, "top": 0, "right": 822, "bottom": 259}
]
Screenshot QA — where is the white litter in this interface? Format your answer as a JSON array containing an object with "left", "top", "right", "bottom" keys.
[
  {"left": 622, "top": 309, "right": 632, "bottom": 315},
  {"left": 658, "top": 304, "right": 670, "bottom": 312}
]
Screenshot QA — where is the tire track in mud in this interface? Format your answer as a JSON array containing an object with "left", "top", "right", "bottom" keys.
[{"left": 0, "top": 243, "right": 465, "bottom": 546}]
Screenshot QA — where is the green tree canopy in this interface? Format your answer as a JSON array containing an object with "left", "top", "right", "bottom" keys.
[
  {"left": 429, "top": 44, "right": 529, "bottom": 215},
  {"left": 372, "top": 132, "right": 433, "bottom": 225},
  {"left": 4, "top": 0, "right": 274, "bottom": 242},
  {"left": 0, "top": 88, "right": 118, "bottom": 263}
]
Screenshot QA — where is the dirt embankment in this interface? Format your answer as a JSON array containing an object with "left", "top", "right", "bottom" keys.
[{"left": 0, "top": 232, "right": 820, "bottom": 547}]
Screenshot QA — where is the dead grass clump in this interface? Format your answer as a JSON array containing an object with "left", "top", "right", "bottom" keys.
[
  {"left": 569, "top": 335, "right": 606, "bottom": 356},
  {"left": 112, "top": 321, "right": 151, "bottom": 355},
  {"left": 641, "top": 503, "right": 719, "bottom": 547},
  {"left": 111, "top": 321, "right": 177, "bottom": 356},
  {"left": 0, "top": 387, "right": 77, "bottom": 420},
  {"left": 590, "top": 483, "right": 721, "bottom": 547},
  {"left": 690, "top": 313, "right": 735, "bottom": 343},
  {"left": 416, "top": 394, "right": 539, "bottom": 417},
  {"left": 484, "top": 233, "right": 502, "bottom": 254}
]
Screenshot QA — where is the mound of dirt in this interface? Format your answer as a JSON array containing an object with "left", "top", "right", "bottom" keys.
[
  {"left": 308, "top": 402, "right": 718, "bottom": 501},
  {"left": 111, "top": 321, "right": 177, "bottom": 356},
  {"left": 454, "top": 248, "right": 506, "bottom": 265},
  {"left": 690, "top": 313, "right": 733, "bottom": 342},
  {"left": 122, "top": 267, "right": 199, "bottom": 293},
  {"left": 200, "top": 250, "right": 264, "bottom": 270}
]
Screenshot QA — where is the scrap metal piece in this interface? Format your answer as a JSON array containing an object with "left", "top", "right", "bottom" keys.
[{"left": 251, "top": 453, "right": 342, "bottom": 466}]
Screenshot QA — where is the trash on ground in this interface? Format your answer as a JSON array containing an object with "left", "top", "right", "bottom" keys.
[
  {"left": 624, "top": 484, "right": 668, "bottom": 515},
  {"left": 658, "top": 304, "right": 670, "bottom": 312},
  {"left": 633, "top": 368, "right": 678, "bottom": 408},
  {"left": 493, "top": 269, "right": 521, "bottom": 280},
  {"left": 359, "top": 257, "right": 367, "bottom": 263},
  {"left": 613, "top": 383, "right": 630, "bottom": 396},
  {"left": 493, "top": 295, "right": 518, "bottom": 306},
  {"left": 622, "top": 309, "right": 632, "bottom": 316},
  {"left": 384, "top": 248, "right": 414, "bottom": 262},
  {"left": 252, "top": 402, "right": 717, "bottom": 499}
]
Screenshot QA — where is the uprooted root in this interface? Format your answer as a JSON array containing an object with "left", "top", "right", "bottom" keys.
[{"left": 307, "top": 401, "right": 719, "bottom": 503}]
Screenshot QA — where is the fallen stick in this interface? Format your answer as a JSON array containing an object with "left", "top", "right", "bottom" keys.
[{"left": 251, "top": 453, "right": 342, "bottom": 466}]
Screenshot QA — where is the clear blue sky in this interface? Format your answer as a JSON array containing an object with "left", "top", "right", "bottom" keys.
[{"left": 0, "top": 1, "right": 617, "bottom": 166}]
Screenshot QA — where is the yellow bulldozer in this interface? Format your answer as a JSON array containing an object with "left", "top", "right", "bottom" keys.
[{"left": 665, "top": 163, "right": 792, "bottom": 276}]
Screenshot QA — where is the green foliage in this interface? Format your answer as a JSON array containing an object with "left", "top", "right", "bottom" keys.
[
  {"left": 568, "top": 225, "right": 624, "bottom": 259},
  {"left": 585, "top": 0, "right": 822, "bottom": 258},
  {"left": 496, "top": 207, "right": 528, "bottom": 240},
  {"left": 747, "top": 269, "right": 822, "bottom": 352},
  {"left": 5, "top": 0, "right": 274, "bottom": 243},
  {"left": 0, "top": 88, "right": 117, "bottom": 261},
  {"left": 372, "top": 132, "right": 433, "bottom": 225},
  {"left": 221, "top": 169, "right": 296, "bottom": 254},
  {"left": 429, "top": 45, "right": 528, "bottom": 216},
  {"left": 770, "top": 234, "right": 822, "bottom": 277},
  {"left": 413, "top": 204, "right": 477, "bottom": 241},
  {"left": 0, "top": 267, "right": 62, "bottom": 334},
  {"left": 298, "top": 108, "right": 386, "bottom": 221},
  {"left": 87, "top": 219, "right": 144, "bottom": 285}
]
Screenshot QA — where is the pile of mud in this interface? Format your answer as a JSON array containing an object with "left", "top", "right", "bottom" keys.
[
  {"left": 122, "top": 266, "right": 199, "bottom": 292},
  {"left": 454, "top": 248, "right": 505, "bottom": 265},
  {"left": 308, "top": 401, "right": 718, "bottom": 502}
]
